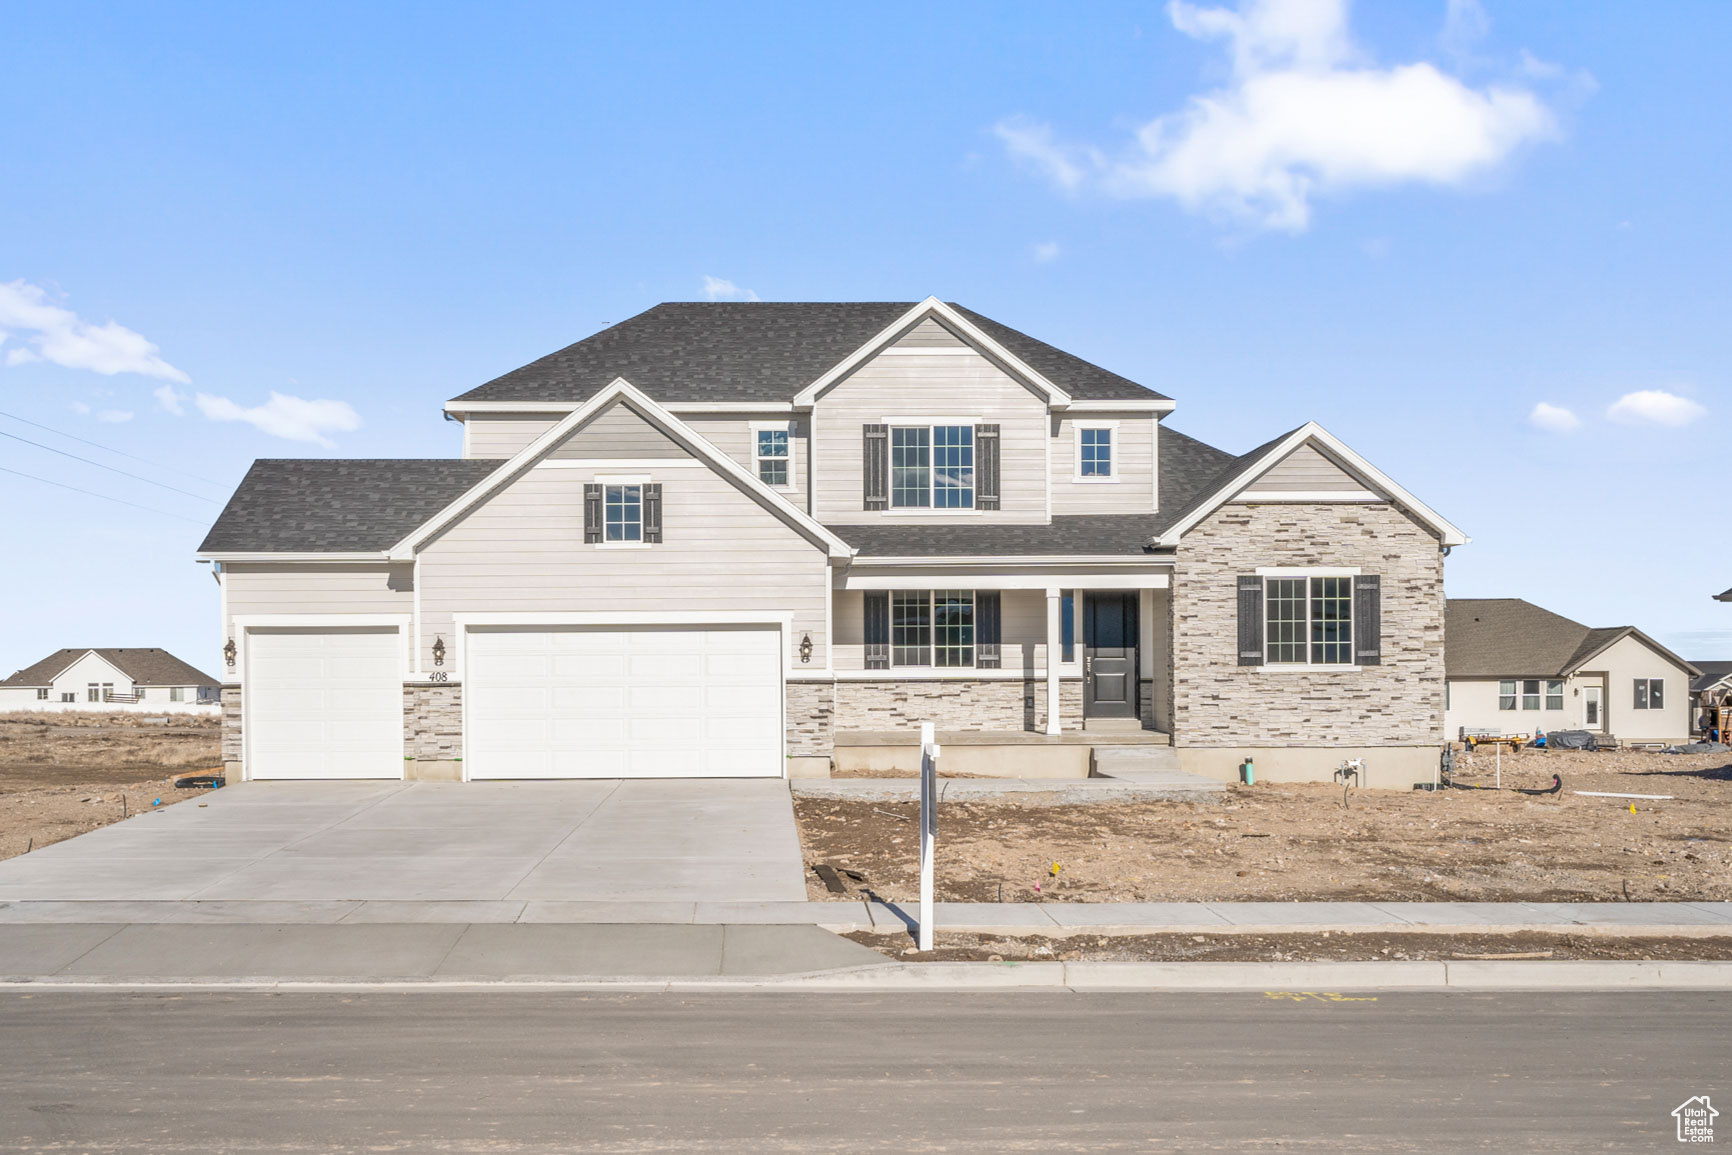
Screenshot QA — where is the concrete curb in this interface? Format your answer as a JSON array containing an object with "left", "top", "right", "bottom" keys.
[{"left": 6, "top": 960, "right": 1732, "bottom": 992}]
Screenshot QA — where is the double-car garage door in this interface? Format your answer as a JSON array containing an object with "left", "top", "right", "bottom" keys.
[{"left": 244, "top": 624, "right": 783, "bottom": 780}]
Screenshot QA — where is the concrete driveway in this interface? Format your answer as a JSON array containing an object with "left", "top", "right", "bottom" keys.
[{"left": 0, "top": 780, "right": 808, "bottom": 905}]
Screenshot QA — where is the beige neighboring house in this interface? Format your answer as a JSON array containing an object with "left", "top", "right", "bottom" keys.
[
  {"left": 0, "top": 648, "right": 221, "bottom": 715},
  {"left": 199, "top": 298, "right": 1468, "bottom": 785},
  {"left": 1444, "top": 599, "right": 1697, "bottom": 746}
]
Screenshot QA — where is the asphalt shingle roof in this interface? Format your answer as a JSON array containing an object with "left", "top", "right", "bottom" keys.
[
  {"left": 198, "top": 459, "right": 501, "bottom": 554},
  {"left": 1, "top": 648, "right": 219, "bottom": 688},
  {"left": 1691, "top": 660, "right": 1732, "bottom": 694},
  {"left": 450, "top": 302, "right": 1167, "bottom": 405},
  {"left": 1445, "top": 598, "right": 1698, "bottom": 680}
]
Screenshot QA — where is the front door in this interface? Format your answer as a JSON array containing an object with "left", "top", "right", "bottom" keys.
[
  {"left": 1084, "top": 592, "right": 1138, "bottom": 719},
  {"left": 1583, "top": 685, "right": 1603, "bottom": 731}
]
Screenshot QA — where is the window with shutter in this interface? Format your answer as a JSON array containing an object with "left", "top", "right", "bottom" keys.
[
  {"left": 1353, "top": 575, "right": 1381, "bottom": 665},
  {"left": 863, "top": 591, "right": 890, "bottom": 669},
  {"left": 583, "top": 484, "right": 603, "bottom": 543},
  {"left": 975, "top": 424, "right": 1000, "bottom": 510},
  {"left": 642, "top": 483, "right": 663, "bottom": 543},
  {"left": 863, "top": 424, "right": 889, "bottom": 510},
  {"left": 1237, "top": 576, "right": 1263, "bottom": 666}
]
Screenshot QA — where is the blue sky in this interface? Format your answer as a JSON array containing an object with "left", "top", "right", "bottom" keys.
[{"left": 1, "top": 0, "right": 1727, "bottom": 675}]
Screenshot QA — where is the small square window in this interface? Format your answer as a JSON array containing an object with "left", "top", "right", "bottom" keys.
[
  {"left": 1499, "top": 680, "right": 1517, "bottom": 710},
  {"left": 604, "top": 485, "right": 643, "bottom": 543},
  {"left": 36, "top": 687, "right": 48, "bottom": 700},
  {"left": 755, "top": 429, "right": 789, "bottom": 487},
  {"left": 1079, "top": 427, "right": 1113, "bottom": 477},
  {"left": 61, "top": 692, "right": 75, "bottom": 703},
  {"left": 1634, "top": 678, "right": 1663, "bottom": 710}
]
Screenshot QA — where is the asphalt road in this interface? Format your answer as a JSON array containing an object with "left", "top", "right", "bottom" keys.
[{"left": 0, "top": 991, "right": 1724, "bottom": 1151}]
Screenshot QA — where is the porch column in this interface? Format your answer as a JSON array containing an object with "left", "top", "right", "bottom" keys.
[{"left": 1044, "top": 587, "right": 1062, "bottom": 736}]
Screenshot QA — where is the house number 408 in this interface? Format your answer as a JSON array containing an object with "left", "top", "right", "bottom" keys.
[{"left": 427, "top": 671, "right": 449, "bottom": 682}]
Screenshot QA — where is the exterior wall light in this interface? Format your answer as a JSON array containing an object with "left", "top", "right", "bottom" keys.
[
  {"left": 799, "top": 633, "right": 813, "bottom": 664},
  {"left": 223, "top": 637, "right": 237, "bottom": 668},
  {"left": 432, "top": 636, "right": 446, "bottom": 667}
]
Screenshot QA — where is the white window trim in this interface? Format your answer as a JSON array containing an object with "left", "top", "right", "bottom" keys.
[
  {"left": 889, "top": 589, "right": 979, "bottom": 671},
  {"left": 595, "top": 473, "right": 649, "bottom": 549},
  {"left": 886, "top": 422, "right": 979, "bottom": 513},
  {"left": 1260, "top": 571, "right": 1357, "bottom": 669},
  {"left": 749, "top": 420, "right": 795, "bottom": 491},
  {"left": 1072, "top": 420, "right": 1120, "bottom": 483}
]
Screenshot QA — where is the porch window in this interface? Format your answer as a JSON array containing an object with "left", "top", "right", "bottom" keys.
[
  {"left": 605, "top": 485, "right": 642, "bottom": 542},
  {"left": 1499, "top": 680, "right": 1517, "bottom": 710},
  {"left": 891, "top": 425, "right": 973, "bottom": 509},
  {"left": 755, "top": 428, "right": 789, "bottom": 487},
  {"left": 888, "top": 590, "right": 976, "bottom": 667},
  {"left": 1264, "top": 577, "right": 1353, "bottom": 666},
  {"left": 1546, "top": 680, "right": 1564, "bottom": 711}
]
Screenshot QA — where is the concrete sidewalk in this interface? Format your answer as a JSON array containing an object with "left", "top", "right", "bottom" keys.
[{"left": 3, "top": 898, "right": 1730, "bottom": 936}]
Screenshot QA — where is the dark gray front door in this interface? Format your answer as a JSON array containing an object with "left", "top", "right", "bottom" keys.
[{"left": 1084, "top": 592, "right": 1138, "bottom": 719}]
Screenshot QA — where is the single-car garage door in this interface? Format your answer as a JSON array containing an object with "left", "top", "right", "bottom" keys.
[
  {"left": 464, "top": 625, "right": 783, "bottom": 779},
  {"left": 245, "top": 627, "right": 404, "bottom": 780}
]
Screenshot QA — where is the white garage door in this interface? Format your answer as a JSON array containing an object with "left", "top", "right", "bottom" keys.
[
  {"left": 465, "top": 625, "right": 783, "bottom": 779},
  {"left": 245, "top": 628, "right": 404, "bottom": 780}
]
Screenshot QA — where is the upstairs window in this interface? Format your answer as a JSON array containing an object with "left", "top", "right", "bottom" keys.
[
  {"left": 755, "top": 428, "right": 790, "bottom": 488},
  {"left": 891, "top": 425, "right": 973, "bottom": 509},
  {"left": 1634, "top": 678, "right": 1664, "bottom": 710},
  {"left": 605, "top": 484, "right": 642, "bottom": 542},
  {"left": 1077, "top": 425, "right": 1115, "bottom": 478}
]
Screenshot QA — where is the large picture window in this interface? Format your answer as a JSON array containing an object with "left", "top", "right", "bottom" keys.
[
  {"left": 1264, "top": 577, "right": 1353, "bottom": 666},
  {"left": 891, "top": 425, "right": 973, "bottom": 509},
  {"left": 890, "top": 590, "right": 975, "bottom": 667}
]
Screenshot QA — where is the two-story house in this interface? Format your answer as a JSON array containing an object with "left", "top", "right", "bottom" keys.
[{"left": 199, "top": 299, "right": 1466, "bottom": 783}]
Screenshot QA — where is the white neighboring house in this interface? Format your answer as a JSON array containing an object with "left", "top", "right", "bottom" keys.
[
  {"left": 0, "top": 648, "right": 221, "bottom": 715},
  {"left": 1444, "top": 599, "right": 1697, "bottom": 747}
]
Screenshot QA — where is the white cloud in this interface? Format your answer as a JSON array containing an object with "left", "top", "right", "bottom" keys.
[
  {"left": 0, "top": 280, "right": 190, "bottom": 381},
  {"left": 996, "top": 0, "right": 1559, "bottom": 231},
  {"left": 1032, "top": 241, "right": 1062, "bottom": 263},
  {"left": 194, "top": 391, "right": 362, "bottom": 448},
  {"left": 1528, "top": 402, "right": 1579, "bottom": 433},
  {"left": 1606, "top": 389, "right": 1706, "bottom": 428},
  {"left": 702, "top": 276, "right": 760, "bottom": 302},
  {"left": 95, "top": 409, "right": 133, "bottom": 424},
  {"left": 153, "top": 384, "right": 188, "bottom": 416}
]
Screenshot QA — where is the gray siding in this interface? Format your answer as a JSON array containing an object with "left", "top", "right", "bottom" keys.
[
  {"left": 224, "top": 563, "right": 413, "bottom": 639},
  {"left": 465, "top": 416, "right": 562, "bottom": 459},
  {"left": 548, "top": 401, "right": 687, "bottom": 459},
  {"left": 1246, "top": 444, "right": 1367, "bottom": 493},
  {"left": 681, "top": 414, "right": 810, "bottom": 513},
  {"left": 417, "top": 447, "right": 831, "bottom": 668},
  {"left": 1050, "top": 414, "right": 1158, "bottom": 514},
  {"left": 813, "top": 347, "right": 1049, "bottom": 524},
  {"left": 892, "top": 317, "right": 966, "bottom": 348}
]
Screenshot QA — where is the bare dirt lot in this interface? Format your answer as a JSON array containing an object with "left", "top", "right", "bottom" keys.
[
  {"left": 843, "top": 930, "right": 1732, "bottom": 963},
  {"left": 796, "top": 747, "right": 1732, "bottom": 904},
  {"left": 0, "top": 712, "right": 220, "bottom": 861}
]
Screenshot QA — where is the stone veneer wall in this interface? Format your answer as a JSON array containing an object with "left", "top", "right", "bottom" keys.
[
  {"left": 1171, "top": 503, "right": 1445, "bottom": 748},
  {"left": 405, "top": 683, "right": 463, "bottom": 761},
  {"left": 831, "top": 678, "right": 1081, "bottom": 734},
  {"left": 221, "top": 686, "right": 243, "bottom": 764},
  {"left": 785, "top": 680, "right": 835, "bottom": 757}
]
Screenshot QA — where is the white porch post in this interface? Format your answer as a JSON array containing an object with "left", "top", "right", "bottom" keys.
[{"left": 1044, "top": 587, "right": 1062, "bottom": 736}]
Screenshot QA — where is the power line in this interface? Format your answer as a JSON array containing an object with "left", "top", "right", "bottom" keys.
[
  {"left": 0, "top": 464, "right": 208, "bottom": 525},
  {"left": 0, "top": 407, "right": 225, "bottom": 487},
  {"left": 0, "top": 428, "right": 219, "bottom": 503}
]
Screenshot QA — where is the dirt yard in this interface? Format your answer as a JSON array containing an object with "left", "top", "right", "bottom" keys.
[
  {"left": 796, "top": 747, "right": 1732, "bottom": 904},
  {"left": 843, "top": 930, "right": 1732, "bottom": 963},
  {"left": 0, "top": 712, "right": 220, "bottom": 861}
]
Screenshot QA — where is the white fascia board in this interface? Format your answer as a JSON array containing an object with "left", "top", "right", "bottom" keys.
[
  {"left": 1154, "top": 422, "right": 1470, "bottom": 548},
  {"left": 1066, "top": 399, "right": 1175, "bottom": 413},
  {"left": 840, "top": 570, "right": 1170, "bottom": 591},
  {"left": 843, "top": 554, "right": 1173, "bottom": 568},
  {"left": 1235, "top": 490, "right": 1382, "bottom": 503},
  {"left": 197, "top": 552, "right": 394, "bottom": 563},
  {"left": 445, "top": 400, "right": 800, "bottom": 416},
  {"left": 791, "top": 297, "right": 1073, "bottom": 408},
  {"left": 398, "top": 377, "right": 854, "bottom": 561}
]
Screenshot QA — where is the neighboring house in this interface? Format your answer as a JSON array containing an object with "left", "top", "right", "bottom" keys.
[
  {"left": 0, "top": 648, "right": 221, "bottom": 714},
  {"left": 1444, "top": 599, "right": 1698, "bottom": 746},
  {"left": 199, "top": 298, "right": 1466, "bottom": 784},
  {"left": 1691, "top": 661, "right": 1732, "bottom": 733}
]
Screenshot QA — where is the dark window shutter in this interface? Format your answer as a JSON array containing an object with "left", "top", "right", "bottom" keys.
[
  {"left": 1354, "top": 574, "right": 1381, "bottom": 665},
  {"left": 642, "top": 483, "right": 663, "bottom": 544},
  {"left": 976, "top": 590, "right": 1001, "bottom": 668},
  {"left": 863, "top": 424, "right": 889, "bottom": 510},
  {"left": 975, "top": 424, "right": 1000, "bottom": 510},
  {"left": 864, "top": 591, "right": 890, "bottom": 669},
  {"left": 583, "top": 483, "right": 603, "bottom": 543},
  {"left": 1237, "top": 576, "right": 1264, "bottom": 666}
]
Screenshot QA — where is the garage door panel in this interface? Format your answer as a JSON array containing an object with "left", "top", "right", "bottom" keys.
[
  {"left": 246, "top": 628, "right": 403, "bottom": 780},
  {"left": 466, "top": 625, "right": 782, "bottom": 779}
]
